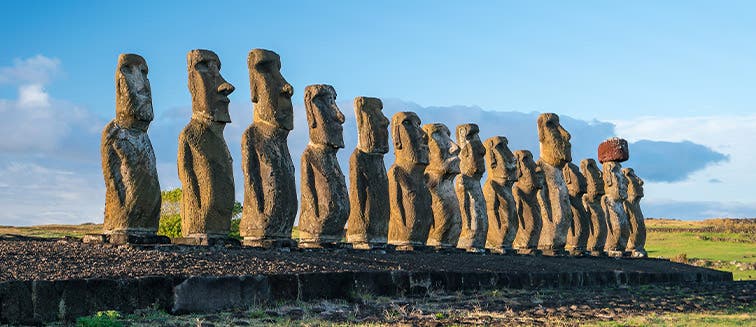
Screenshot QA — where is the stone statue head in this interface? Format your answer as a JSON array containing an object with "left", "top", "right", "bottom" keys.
[
  {"left": 187, "top": 49, "right": 235, "bottom": 123},
  {"left": 514, "top": 150, "right": 543, "bottom": 190},
  {"left": 484, "top": 136, "right": 516, "bottom": 182},
  {"left": 602, "top": 161, "right": 627, "bottom": 200},
  {"left": 537, "top": 113, "right": 572, "bottom": 167},
  {"left": 304, "top": 84, "right": 345, "bottom": 149},
  {"left": 456, "top": 124, "right": 486, "bottom": 177},
  {"left": 115, "top": 53, "right": 153, "bottom": 132},
  {"left": 580, "top": 158, "right": 605, "bottom": 199},
  {"left": 563, "top": 162, "right": 587, "bottom": 197},
  {"left": 248, "top": 49, "right": 294, "bottom": 130},
  {"left": 391, "top": 111, "right": 429, "bottom": 166},
  {"left": 423, "top": 123, "right": 460, "bottom": 175},
  {"left": 354, "top": 96, "right": 389, "bottom": 154},
  {"left": 622, "top": 167, "right": 644, "bottom": 199}
]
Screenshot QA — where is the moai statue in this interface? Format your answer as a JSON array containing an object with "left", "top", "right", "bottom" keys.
[
  {"left": 563, "top": 162, "right": 590, "bottom": 256},
  {"left": 388, "top": 112, "right": 432, "bottom": 250},
  {"left": 240, "top": 49, "right": 297, "bottom": 248},
  {"left": 599, "top": 138, "right": 631, "bottom": 256},
  {"left": 177, "top": 49, "right": 236, "bottom": 245},
  {"left": 96, "top": 53, "right": 166, "bottom": 245},
  {"left": 536, "top": 113, "right": 573, "bottom": 256},
  {"left": 455, "top": 124, "right": 489, "bottom": 252},
  {"left": 347, "top": 97, "right": 390, "bottom": 249},
  {"left": 423, "top": 123, "right": 461, "bottom": 249},
  {"left": 512, "top": 150, "right": 543, "bottom": 255},
  {"left": 298, "top": 85, "right": 350, "bottom": 248},
  {"left": 581, "top": 159, "right": 608, "bottom": 256},
  {"left": 623, "top": 167, "right": 647, "bottom": 258},
  {"left": 483, "top": 136, "right": 518, "bottom": 254}
]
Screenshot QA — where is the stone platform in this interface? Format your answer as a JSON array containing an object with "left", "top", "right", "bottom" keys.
[{"left": 0, "top": 237, "right": 733, "bottom": 324}]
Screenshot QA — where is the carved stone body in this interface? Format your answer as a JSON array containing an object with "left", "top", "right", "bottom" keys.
[
  {"left": 102, "top": 54, "right": 161, "bottom": 238},
  {"left": 388, "top": 112, "right": 431, "bottom": 250},
  {"left": 298, "top": 85, "right": 349, "bottom": 246},
  {"left": 564, "top": 162, "right": 590, "bottom": 255},
  {"left": 240, "top": 49, "right": 297, "bottom": 246},
  {"left": 347, "top": 97, "right": 390, "bottom": 248},
  {"left": 178, "top": 50, "right": 236, "bottom": 239},
  {"left": 581, "top": 159, "right": 608, "bottom": 255},
  {"left": 455, "top": 124, "right": 488, "bottom": 251},
  {"left": 512, "top": 150, "right": 543, "bottom": 254},
  {"left": 536, "top": 113, "right": 573, "bottom": 255},
  {"left": 423, "top": 123, "right": 461, "bottom": 248},
  {"left": 623, "top": 167, "right": 647, "bottom": 257},
  {"left": 483, "top": 136, "right": 518, "bottom": 253},
  {"left": 601, "top": 161, "right": 630, "bottom": 256}
]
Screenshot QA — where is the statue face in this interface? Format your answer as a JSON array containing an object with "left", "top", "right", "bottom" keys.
[
  {"left": 484, "top": 136, "right": 516, "bottom": 182},
  {"left": 622, "top": 168, "right": 644, "bottom": 198},
  {"left": 187, "top": 49, "right": 235, "bottom": 123},
  {"left": 580, "top": 158, "right": 605, "bottom": 197},
  {"left": 355, "top": 97, "right": 389, "bottom": 154},
  {"left": 392, "top": 111, "right": 429, "bottom": 165},
  {"left": 563, "top": 162, "right": 587, "bottom": 196},
  {"left": 115, "top": 54, "right": 153, "bottom": 132},
  {"left": 423, "top": 123, "right": 460, "bottom": 175},
  {"left": 248, "top": 49, "right": 294, "bottom": 130},
  {"left": 515, "top": 150, "right": 542, "bottom": 190},
  {"left": 537, "top": 113, "right": 572, "bottom": 167},
  {"left": 602, "top": 161, "right": 628, "bottom": 200},
  {"left": 457, "top": 124, "right": 486, "bottom": 177},
  {"left": 305, "top": 84, "right": 345, "bottom": 148}
]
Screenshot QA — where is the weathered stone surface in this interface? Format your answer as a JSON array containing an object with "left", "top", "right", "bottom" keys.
[
  {"left": 623, "top": 167, "right": 648, "bottom": 257},
  {"left": 240, "top": 49, "right": 297, "bottom": 245},
  {"left": 601, "top": 161, "right": 630, "bottom": 256},
  {"left": 173, "top": 276, "right": 242, "bottom": 313},
  {"left": 178, "top": 49, "right": 236, "bottom": 239},
  {"left": 536, "top": 113, "right": 573, "bottom": 255},
  {"left": 455, "top": 124, "right": 488, "bottom": 251},
  {"left": 598, "top": 137, "right": 629, "bottom": 163},
  {"left": 581, "top": 159, "right": 608, "bottom": 255},
  {"left": 298, "top": 85, "right": 349, "bottom": 247},
  {"left": 347, "top": 97, "right": 390, "bottom": 247},
  {"left": 423, "top": 123, "right": 461, "bottom": 248},
  {"left": 563, "top": 162, "right": 590, "bottom": 255},
  {"left": 101, "top": 54, "right": 161, "bottom": 238},
  {"left": 388, "top": 112, "right": 432, "bottom": 249},
  {"left": 483, "top": 136, "right": 518, "bottom": 253},
  {"left": 512, "top": 150, "right": 543, "bottom": 254}
]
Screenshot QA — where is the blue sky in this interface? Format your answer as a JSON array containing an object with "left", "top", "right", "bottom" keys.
[{"left": 1, "top": 1, "right": 755, "bottom": 224}]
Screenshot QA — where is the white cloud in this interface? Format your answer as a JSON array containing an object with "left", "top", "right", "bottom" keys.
[
  {"left": 613, "top": 114, "right": 756, "bottom": 205},
  {"left": 0, "top": 55, "right": 61, "bottom": 85},
  {"left": 18, "top": 83, "right": 50, "bottom": 107}
]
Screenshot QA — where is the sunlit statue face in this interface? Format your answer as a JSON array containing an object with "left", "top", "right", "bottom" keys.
[
  {"left": 423, "top": 123, "right": 460, "bottom": 175},
  {"left": 187, "top": 49, "right": 235, "bottom": 123},
  {"left": 304, "top": 84, "right": 345, "bottom": 149},
  {"left": 115, "top": 53, "right": 153, "bottom": 132},
  {"left": 622, "top": 167, "right": 644, "bottom": 199},
  {"left": 248, "top": 49, "right": 294, "bottom": 130},
  {"left": 484, "top": 136, "right": 516, "bottom": 182},
  {"left": 563, "top": 162, "right": 587, "bottom": 197},
  {"left": 355, "top": 97, "right": 389, "bottom": 154},
  {"left": 602, "top": 161, "right": 628, "bottom": 200},
  {"left": 456, "top": 124, "right": 486, "bottom": 177},
  {"left": 580, "top": 158, "right": 605, "bottom": 198},
  {"left": 392, "top": 111, "right": 429, "bottom": 166},
  {"left": 538, "top": 113, "right": 572, "bottom": 167},
  {"left": 515, "top": 150, "right": 542, "bottom": 190}
]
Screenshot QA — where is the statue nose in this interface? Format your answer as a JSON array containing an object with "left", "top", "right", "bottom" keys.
[
  {"left": 218, "top": 82, "right": 235, "bottom": 96},
  {"left": 336, "top": 109, "right": 345, "bottom": 124}
]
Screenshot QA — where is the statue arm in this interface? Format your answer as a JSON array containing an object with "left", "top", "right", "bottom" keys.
[
  {"left": 177, "top": 136, "right": 201, "bottom": 209},
  {"left": 388, "top": 168, "right": 406, "bottom": 225},
  {"left": 484, "top": 185, "right": 501, "bottom": 230},
  {"left": 349, "top": 154, "right": 368, "bottom": 219},
  {"left": 103, "top": 139, "right": 126, "bottom": 207},
  {"left": 601, "top": 196, "right": 612, "bottom": 231},
  {"left": 241, "top": 130, "right": 264, "bottom": 213},
  {"left": 301, "top": 155, "right": 319, "bottom": 219}
]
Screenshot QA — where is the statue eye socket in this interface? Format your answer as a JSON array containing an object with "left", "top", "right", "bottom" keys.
[{"left": 195, "top": 62, "right": 209, "bottom": 72}]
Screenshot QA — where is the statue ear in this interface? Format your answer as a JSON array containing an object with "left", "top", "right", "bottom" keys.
[
  {"left": 563, "top": 166, "right": 572, "bottom": 184},
  {"left": 488, "top": 148, "right": 497, "bottom": 168},
  {"left": 604, "top": 170, "right": 613, "bottom": 187},
  {"left": 305, "top": 101, "right": 317, "bottom": 128},
  {"left": 515, "top": 158, "right": 523, "bottom": 179},
  {"left": 393, "top": 122, "right": 402, "bottom": 150}
]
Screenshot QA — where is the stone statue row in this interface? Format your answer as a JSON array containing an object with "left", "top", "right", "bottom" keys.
[{"left": 98, "top": 50, "right": 646, "bottom": 257}]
